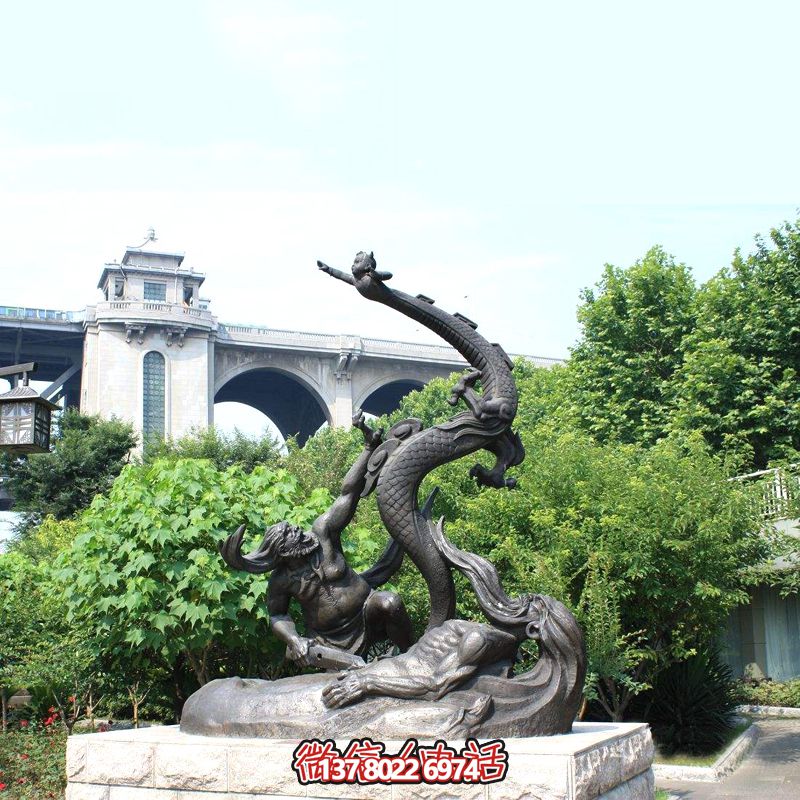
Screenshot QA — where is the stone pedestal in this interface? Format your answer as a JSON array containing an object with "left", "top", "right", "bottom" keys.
[{"left": 66, "top": 721, "right": 654, "bottom": 800}]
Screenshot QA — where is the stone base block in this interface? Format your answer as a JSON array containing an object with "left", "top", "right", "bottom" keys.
[{"left": 66, "top": 722, "right": 654, "bottom": 800}]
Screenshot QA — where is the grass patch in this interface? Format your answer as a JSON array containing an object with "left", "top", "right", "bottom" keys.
[
  {"left": 654, "top": 721, "right": 750, "bottom": 767},
  {"left": 655, "top": 791, "right": 669, "bottom": 800}
]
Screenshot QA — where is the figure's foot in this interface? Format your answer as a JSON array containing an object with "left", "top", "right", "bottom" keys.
[
  {"left": 447, "top": 369, "right": 482, "bottom": 407},
  {"left": 322, "top": 673, "right": 366, "bottom": 709},
  {"left": 352, "top": 409, "right": 383, "bottom": 449},
  {"left": 470, "top": 463, "right": 517, "bottom": 489}
]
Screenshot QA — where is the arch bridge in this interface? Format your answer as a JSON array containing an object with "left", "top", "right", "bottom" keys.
[{"left": 0, "top": 247, "right": 560, "bottom": 447}]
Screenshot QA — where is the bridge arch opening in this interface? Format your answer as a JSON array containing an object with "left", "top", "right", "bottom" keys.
[
  {"left": 213, "top": 402, "right": 285, "bottom": 447},
  {"left": 358, "top": 379, "right": 425, "bottom": 418},
  {"left": 214, "top": 368, "right": 330, "bottom": 446}
]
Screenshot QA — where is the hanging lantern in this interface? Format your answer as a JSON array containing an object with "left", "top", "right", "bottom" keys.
[{"left": 0, "top": 362, "right": 58, "bottom": 454}]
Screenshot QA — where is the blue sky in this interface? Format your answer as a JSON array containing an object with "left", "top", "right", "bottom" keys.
[{"left": 0, "top": 1, "right": 797, "bottom": 441}]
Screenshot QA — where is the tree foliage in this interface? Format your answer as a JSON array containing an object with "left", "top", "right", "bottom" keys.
[
  {"left": 0, "top": 547, "right": 99, "bottom": 734},
  {"left": 568, "top": 246, "right": 696, "bottom": 447},
  {"left": 3, "top": 410, "right": 137, "bottom": 535},
  {"left": 0, "top": 552, "right": 38, "bottom": 716},
  {"left": 58, "top": 459, "right": 330, "bottom": 689},
  {"left": 450, "top": 425, "right": 762, "bottom": 718},
  {"left": 144, "top": 425, "right": 282, "bottom": 473},
  {"left": 567, "top": 219, "right": 800, "bottom": 472},
  {"left": 673, "top": 219, "right": 800, "bottom": 469}
]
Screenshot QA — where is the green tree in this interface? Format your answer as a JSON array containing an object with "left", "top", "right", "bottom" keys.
[
  {"left": 3, "top": 409, "right": 137, "bottom": 536},
  {"left": 672, "top": 218, "right": 800, "bottom": 470},
  {"left": 568, "top": 246, "right": 697, "bottom": 446},
  {"left": 0, "top": 548, "right": 98, "bottom": 735},
  {"left": 304, "top": 365, "right": 769, "bottom": 719},
  {"left": 144, "top": 425, "right": 282, "bottom": 473},
  {"left": 451, "top": 420, "right": 766, "bottom": 719},
  {"left": 0, "top": 551, "right": 35, "bottom": 732},
  {"left": 10, "top": 516, "right": 79, "bottom": 564},
  {"left": 283, "top": 424, "right": 364, "bottom": 497},
  {"left": 58, "top": 459, "right": 330, "bottom": 694}
]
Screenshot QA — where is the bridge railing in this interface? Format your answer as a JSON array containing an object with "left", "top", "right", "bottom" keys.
[
  {"left": 217, "top": 324, "right": 467, "bottom": 363},
  {"left": 217, "top": 322, "right": 564, "bottom": 366},
  {"left": 361, "top": 336, "right": 465, "bottom": 363},
  {"left": 0, "top": 306, "right": 84, "bottom": 322},
  {"left": 361, "top": 336, "right": 564, "bottom": 368},
  {"left": 217, "top": 323, "right": 340, "bottom": 349}
]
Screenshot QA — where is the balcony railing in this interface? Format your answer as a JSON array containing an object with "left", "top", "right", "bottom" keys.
[
  {"left": 93, "top": 300, "right": 214, "bottom": 324},
  {"left": 734, "top": 465, "right": 800, "bottom": 520}
]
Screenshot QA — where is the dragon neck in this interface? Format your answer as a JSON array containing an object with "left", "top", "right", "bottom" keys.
[{"left": 360, "top": 280, "right": 505, "bottom": 400}]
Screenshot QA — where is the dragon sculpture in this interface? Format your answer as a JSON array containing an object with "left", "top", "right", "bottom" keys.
[
  {"left": 317, "top": 251, "right": 526, "bottom": 628},
  {"left": 181, "top": 251, "right": 586, "bottom": 740}
]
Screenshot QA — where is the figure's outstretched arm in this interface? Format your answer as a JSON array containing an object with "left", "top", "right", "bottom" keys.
[
  {"left": 312, "top": 411, "right": 383, "bottom": 549},
  {"left": 322, "top": 661, "right": 476, "bottom": 708},
  {"left": 317, "top": 260, "right": 355, "bottom": 285}
]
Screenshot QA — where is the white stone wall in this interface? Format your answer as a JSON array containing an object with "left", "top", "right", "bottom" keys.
[
  {"left": 65, "top": 722, "right": 655, "bottom": 800},
  {"left": 80, "top": 323, "right": 211, "bottom": 446}
]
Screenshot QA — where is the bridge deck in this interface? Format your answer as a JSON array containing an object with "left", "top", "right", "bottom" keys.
[{"left": 0, "top": 303, "right": 561, "bottom": 368}]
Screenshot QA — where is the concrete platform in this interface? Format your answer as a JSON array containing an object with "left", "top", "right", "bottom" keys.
[{"left": 65, "top": 721, "right": 654, "bottom": 800}]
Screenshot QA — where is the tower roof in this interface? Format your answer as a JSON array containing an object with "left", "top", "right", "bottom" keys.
[{"left": 97, "top": 247, "right": 205, "bottom": 289}]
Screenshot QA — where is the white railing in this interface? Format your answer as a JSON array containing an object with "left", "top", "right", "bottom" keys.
[
  {"left": 219, "top": 323, "right": 562, "bottom": 366},
  {"left": 95, "top": 300, "right": 214, "bottom": 323},
  {"left": 733, "top": 465, "right": 800, "bottom": 520},
  {"left": 0, "top": 305, "right": 84, "bottom": 323},
  {"left": 217, "top": 324, "right": 340, "bottom": 349}
]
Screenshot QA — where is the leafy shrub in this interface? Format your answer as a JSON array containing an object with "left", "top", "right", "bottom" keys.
[
  {"left": 645, "top": 647, "right": 737, "bottom": 756},
  {"left": 733, "top": 679, "right": 800, "bottom": 708},
  {"left": 59, "top": 459, "right": 332, "bottom": 692},
  {"left": 0, "top": 723, "right": 66, "bottom": 799},
  {"left": 144, "top": 425, "right": 281, "bottom": 472}
]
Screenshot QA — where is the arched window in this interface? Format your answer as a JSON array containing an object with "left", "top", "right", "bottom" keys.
[{"left": 142, "top": 351, "right": 165, "bottom": 442}]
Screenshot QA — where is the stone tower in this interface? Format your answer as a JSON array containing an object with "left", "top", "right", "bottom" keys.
[{"left": 80, "top": 246, "right": 216, "bottom": 446}]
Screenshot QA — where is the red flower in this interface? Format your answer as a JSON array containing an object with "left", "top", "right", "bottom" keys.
[
  {"left": 19, "top": 720, "right": 28, "bottom": 728},
  {"left": 0, "top": 782, "right": 6, "bottom": 791},
  {"left": 48, "top": 706, "right": 56, "bottom": 713},
  {"left": 19, "top": 754, "right": 29, "bottom": 760},
  {"left": 67, "top": 695, "right": 76, "bottom": 703}
]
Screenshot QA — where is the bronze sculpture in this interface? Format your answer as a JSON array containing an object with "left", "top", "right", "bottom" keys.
[
  {"left": 181, "top": 252, "right": 586, "bottom": 739},
  {"left": 318, "top": 251, "right": 525, "bottom": 629},
  {"left": 219, "top": 410, "right": 413, "bottom": 669}
]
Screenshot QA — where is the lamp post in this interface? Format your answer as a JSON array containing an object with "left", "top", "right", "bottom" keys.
[{"left": 0, "top": 362, "right": 59, "bottom": 453}]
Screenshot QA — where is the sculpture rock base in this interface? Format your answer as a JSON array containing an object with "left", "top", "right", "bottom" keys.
[{"left": 66, "top": 721, "right": 654, "bottom": 800}]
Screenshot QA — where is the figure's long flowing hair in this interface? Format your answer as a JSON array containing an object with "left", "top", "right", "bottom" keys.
[
  {"left": 428, "top": 516, "right": 535, "bottom": 631},
  {"left": 429, "top": 515, "right": 587, "bottom": 736}
]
